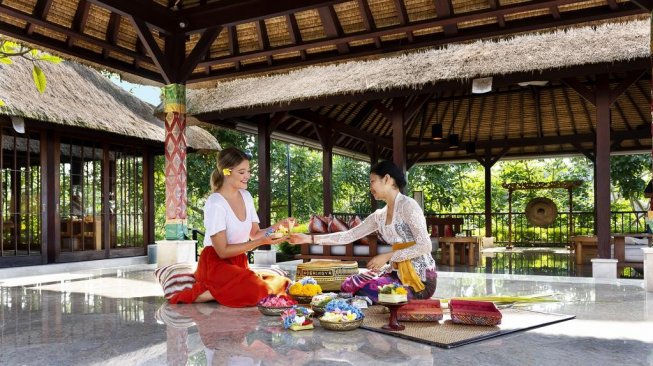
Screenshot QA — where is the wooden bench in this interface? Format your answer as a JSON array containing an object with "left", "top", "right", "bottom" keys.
[{"left": 570, "top": 235, "right": 597, "bottom": 265}]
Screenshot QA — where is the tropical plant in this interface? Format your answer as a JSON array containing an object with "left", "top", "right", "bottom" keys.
[{"left": 0, "top": 41, "right": 62, "bottom": 105}]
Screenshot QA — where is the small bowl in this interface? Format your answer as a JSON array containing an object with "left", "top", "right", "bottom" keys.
[
  {"left": 318, "top": 317, "right": 364, "bottom": 331},
  {"left": 290, "top": 294, "right": 314, "bottom": 304},
  {"left": 258, "top": 305, "right": 293, "bottom": 316},
  {"left": 311, "top": 304, "right": 326, "bottom": 316}
]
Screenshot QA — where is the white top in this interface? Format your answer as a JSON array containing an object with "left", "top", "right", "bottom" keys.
[
  {"left": 203, "top": 189, "right": 259, "bottom": 247},
  {"left": 315, "top": 193, "right": 436, "bottom": 280}
]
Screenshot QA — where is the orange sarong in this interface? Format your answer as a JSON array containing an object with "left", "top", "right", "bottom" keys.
[{"left": 169, "top": 247, "right": 287, "bottom": 307}]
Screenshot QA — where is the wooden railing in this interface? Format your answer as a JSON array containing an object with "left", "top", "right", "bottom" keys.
[{"left": 333, "top": 210, "right": 648, "bottom": 248}]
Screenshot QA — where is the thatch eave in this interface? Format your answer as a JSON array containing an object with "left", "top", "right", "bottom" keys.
[{"left": 186, "top": 18, "right": 650, "bottom": 117}]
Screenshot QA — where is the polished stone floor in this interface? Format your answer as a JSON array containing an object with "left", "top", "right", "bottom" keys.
[{"left": 1, "top": 264, "right": 652, "bottom": 366}]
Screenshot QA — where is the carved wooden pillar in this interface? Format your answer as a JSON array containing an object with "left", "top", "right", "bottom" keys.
[{"left": 163, "top": 83, "right": 188, "bottom": 240}]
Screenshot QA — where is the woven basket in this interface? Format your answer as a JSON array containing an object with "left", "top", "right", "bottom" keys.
[
  {"left": 319, "top": 317, "right": 364, "bottom": 331},
  {"left": 290, "top": 295, "right": 314, "bottom": 304},
  {"left": 296, "top": 260, "right": 359, "bottom": 291},
  {"left": 257, "top": 305, "right": 293, "bottom": 316}
]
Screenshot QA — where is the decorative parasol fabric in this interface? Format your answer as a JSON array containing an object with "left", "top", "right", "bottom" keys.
[{"left": 525, "top": 197, "right": 558, "bottom": 227}]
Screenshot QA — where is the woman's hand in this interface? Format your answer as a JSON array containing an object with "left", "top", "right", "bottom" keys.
[
  {"left": 274, "top": 217, "right": 297, "bottom": 231},
  {"left": 257, "top": 235, "right": 289, "bottom": 247},
  {"left": 288, "top": 233, "right": 311, "bottom": 245},
  {"left": 366, "top": 252, "right": 393, "bottom": 270}
]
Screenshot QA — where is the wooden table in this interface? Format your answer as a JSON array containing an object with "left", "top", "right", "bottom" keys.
[
  {"left": 570, "top": 236, "right": 597, "bottom": 265},
  {"left": 438, "top": 236, "right": 478, "bottom": 267},
  {"left": 612, "top": 233, "right": 653, "bottom": 273}
]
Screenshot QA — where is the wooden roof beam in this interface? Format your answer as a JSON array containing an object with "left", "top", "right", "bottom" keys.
[
  {"left": 255, "top": 20, "right": 272, "bottom": 65},
  {"left": 131, "top": 17, "right": 174, "bottom": 83},
  {"left": 288, "top": 110, "right": 393, "bottom": 148},
  {"left": 357, "top": 0, "right": 381, "bottom": 48},
  {"left": 433, "top": 0, "right": 457, "bottom": 35},
  {"left": 629, "top": 0, "right": 653, "bottom": 11},
  {"left": 318, "top": 6, "right": 350, "bottom": 53},
  {"left": 193, "top": 3, "right": 644, "bottom": 79},
  {"left": 0, "top": 3, "right": 151, "bottom": 65},
  {"left": 67, "top": 0, "right": 90, "bottom": 48},
  {"left": 0, "top": 20, "right": 163, "bottom": 82},
  {"left": 393, "top": 0, "right": 414, "bottom": 42},
  {"left": 26, "top": 0, "right": 54, "bottom": 35},
  {"left": 182, "top": 0, "right": 349, "bottom": 32},
  {"left": 227, "top": 25, "right": 240, "bottom": 70},
  {"left": 103, "top": 13, "right": 121, "bottom": 59},
  {"left": 88, "top": 0, "right": 179, "bottom": 33},
  {"left": 287, "top": 14, "right": 307, "bottom": 60},
  {"left": 407, "top": 126, "right": 650, "bottom": 153},
  {"left": 488, "top": 0, "right": 505, "bottom": 27},
  {"left": 178, "top": 26, "right": 222, "bottom": 83}
]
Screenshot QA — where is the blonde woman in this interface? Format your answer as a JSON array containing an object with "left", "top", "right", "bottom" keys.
[{"left": 170, "top": 147, "right": 291, "bottom": 307}]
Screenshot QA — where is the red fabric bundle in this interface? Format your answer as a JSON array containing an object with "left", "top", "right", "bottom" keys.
[
  {"left": 308, "top": 215, "right": 328, "bottom": 233},
  {"left": 327, "top": 215, "right": 348, "bottom": 233},
  {"left": 348, "top": 216, "right": 362, "bottom": 229}
]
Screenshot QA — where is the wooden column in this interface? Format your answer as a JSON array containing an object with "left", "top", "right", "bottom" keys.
[
  {"left": 323, "top": 133, "right": 333, "bottom": 216},
  {"left": 484, "top": 161, "right": 492, "bottom": 238},
  {"left": 367, "top": 140, "right": 379, "bottom": 211},
  {"left": 163, "top": 84, "right": 188, "bottom": 240},
  {"left": 595, "top": 74, "right": 611, "bottom": 259},
  {"left": 257, "top": 117, "right": 271, "bottom": 228},
  {"left": 143, "top": 149, "right": 155, "bottom": 245},
  {"left": 391, "top": 98, "right": 407, "bottom": 176}
]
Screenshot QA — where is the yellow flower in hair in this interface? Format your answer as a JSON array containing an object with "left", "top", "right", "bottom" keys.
[{"left": 222, "top": 168, "right": 231, "bottom": 176}]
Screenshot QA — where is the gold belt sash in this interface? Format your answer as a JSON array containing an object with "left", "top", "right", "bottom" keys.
[{"left": 391, "top": 241, "right": 425, "bottom": 292}]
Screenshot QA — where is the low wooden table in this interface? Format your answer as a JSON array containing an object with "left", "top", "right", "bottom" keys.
[
  {"left": 612, "top": 233, "right": 653, "bottom": 273},
  {"left": 438, "top": 236, "right": 478, "bottom": 267},
  {"left": 571, "top": 236, "right": 597, "bottom": 265}
]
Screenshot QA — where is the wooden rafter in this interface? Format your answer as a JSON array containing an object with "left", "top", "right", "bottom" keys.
[
  {"left": 433, "top": 0, "right": 457, "bottom": 35},
  {"left": 318, "top": 6, "right": 349, "bottom": 53},
  {"left": 0, "top": 19, "right": 161, "bottom": 81},
  {"left": 88, "top": 0, "right": 178, "bottom": 33},
  {"left": 67, "top": 0, "right": 90, "bottom": 47},
  {"left": 286, "top": 14, "right": 306, "bottom": 60},
  {"left": 357, "top": 0, "right": 380, "bottom": 47},
  {"left": 255, "top": 20, "right": 272, "bottom": 65},
  {"left": 103, "top": 13, "right": 121, "bottom": 59},
  {"left": 182, "top": 0, "right": 349, "bottom": 32},
  {"left": 192, "top": 4, "right": 643, "bottom": 81},
  {"left": 131, "top": 17, "right": 173, "bottom": 83},
  {"left": 27, "top": 0, "right": 55, "bottom": 35}
]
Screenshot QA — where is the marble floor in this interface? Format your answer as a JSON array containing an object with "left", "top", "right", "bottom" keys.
[{"left": 1, "top": 264, "right": 652, "bottom": 366}]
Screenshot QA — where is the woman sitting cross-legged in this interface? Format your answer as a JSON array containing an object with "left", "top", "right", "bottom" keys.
[
  {"left": 288, "top": 160, "right": 437, "bottom": 303},
  {"left": 169, "top": 147, "right": 291, "bottom": 307}
]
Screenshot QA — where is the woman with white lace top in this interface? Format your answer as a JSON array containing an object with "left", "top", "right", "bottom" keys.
[{"left": 289, "top": 160, "right": 437, "bottom": 303}]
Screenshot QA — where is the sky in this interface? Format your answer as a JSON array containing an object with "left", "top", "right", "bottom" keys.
[{"left": 106, "top": 73, "right": 161, "bottom": 106}]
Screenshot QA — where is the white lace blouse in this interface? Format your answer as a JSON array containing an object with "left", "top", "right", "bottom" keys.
[{"left": 314, "top": 193, "right": 436, "bottom": 280}]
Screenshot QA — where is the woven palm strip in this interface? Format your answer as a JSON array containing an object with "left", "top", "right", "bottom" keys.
[{"left": 361, "top": 305, "right": 572, "bottom": 347}]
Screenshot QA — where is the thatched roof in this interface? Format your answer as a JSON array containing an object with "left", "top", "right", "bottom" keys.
[
  {"left": 187, "top": 18, "right": 649, "bottom": 117},
  {"left": 0, "top": 57, "right": 220, "bottom": 151}
]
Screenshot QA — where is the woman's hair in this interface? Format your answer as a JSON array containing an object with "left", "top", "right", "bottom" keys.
[
  {"left": 210, "top": 147, "right": 251, "bottom": 192},
  {"left": 370, "top": 160, "right": 406, "bottom": 189}
]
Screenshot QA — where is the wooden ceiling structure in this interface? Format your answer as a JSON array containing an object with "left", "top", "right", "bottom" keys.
[
  {"left": 0, "top": 0, "right": 648, "bottom": 84},
  {"left": 0, "top": 0, "right": 651, "bottom": 258}
]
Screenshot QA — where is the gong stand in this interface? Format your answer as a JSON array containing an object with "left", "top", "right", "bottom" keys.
[{"left": 502, "top": 181, "right": 582, "bottom": 249}]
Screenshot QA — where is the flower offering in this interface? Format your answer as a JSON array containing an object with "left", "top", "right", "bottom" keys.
[
  {"left": 258, "top": 294, "right": 297, "bottom": 308},
  {"left": 378, "top": 283, "right": 408, "bottom": 303},
  {"left": 321, "top": 299, "right": 365, "bottom": 322},
  {"left": 281, "top": 306, "right": 314, "bottom": 331},
  {"left": 288, "top": 277, "right": 323, "bottom": 297}
]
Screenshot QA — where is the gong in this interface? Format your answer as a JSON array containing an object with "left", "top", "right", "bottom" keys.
[{"left": 525, "top": 197, "right": 558, "bottom": 227}]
